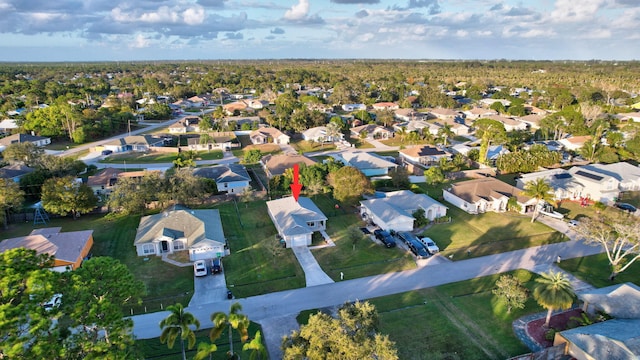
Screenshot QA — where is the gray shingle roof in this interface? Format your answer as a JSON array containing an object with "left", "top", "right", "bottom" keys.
[
  {"left": 266, "top": 197, "right": 327, "bottom": 236},
  {"left": 0, "top": 227, "right": 93, "bottom": 264},
  {"left": 134, "top": 208, "right": 225, "bottom": 247},
  {"left": 360, "top": 190, "right": 447, "bottom": 223},
  {"left": 193, "top": 164, "right": 250, "bottom": 183},
  {"left": 578, "top": 283, "right": 640, "bottom": 319},
  {"left": 559, "top": 318, "right": 640, "bottom": 360}
]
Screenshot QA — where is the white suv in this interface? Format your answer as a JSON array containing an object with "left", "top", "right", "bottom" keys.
[{"left": 419, "top": 237, "right": 440, "bottom": 255}]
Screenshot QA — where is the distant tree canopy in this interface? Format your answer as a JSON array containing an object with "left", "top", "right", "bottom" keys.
[
  {"left": 327, "top": 166, "right": 373, "bottom": 205},
  {"left": 496, "top": 144, "right": 562, "bottom": 173}
]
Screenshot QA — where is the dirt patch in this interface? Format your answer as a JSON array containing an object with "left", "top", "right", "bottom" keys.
[{"left": 526, "top": 308, "right": 584, "bottom": 348}]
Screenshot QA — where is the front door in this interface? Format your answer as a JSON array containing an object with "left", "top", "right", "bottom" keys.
[{"left": 161, "top": 241, "right": 169, "bottom": 252}]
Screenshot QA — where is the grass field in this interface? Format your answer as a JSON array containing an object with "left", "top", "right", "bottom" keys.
[
  {"left": 559, "top": 252, "right": 640, "bottom": 288},
  {"left": 290, "top": 139, "right": 336, "bottom": 153},
  {"left": 232, "top": 143, "right": 282, "bottom": 160},
  {"left": 371, "top": 269, "right": 543, "bottom": 360},
  {"left": 134, "top": 320, "right": 264, "bottom": 360},
  {"left": 100, "top": 150, "right": 223, "bottom": 164},
  {"left": 420, "top": 204, "right": 567, "bottom": 259}
]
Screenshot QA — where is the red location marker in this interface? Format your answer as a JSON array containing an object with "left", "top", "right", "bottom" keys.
[{"left": 290, "top": 163, "right": 302, "bottom": 202}]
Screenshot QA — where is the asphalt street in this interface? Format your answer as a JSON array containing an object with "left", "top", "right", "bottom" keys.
[{"left": 131, "top": 218, "right": 603, "bottom": 358}]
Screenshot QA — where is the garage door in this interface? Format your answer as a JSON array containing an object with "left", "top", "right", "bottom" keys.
[{"left": 289, "top": 234, "right": 309, "bottom": 247}]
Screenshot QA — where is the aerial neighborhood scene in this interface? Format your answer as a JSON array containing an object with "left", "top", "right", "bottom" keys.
[{"left": 1, "top": 1, "right": 640, "bottom": 360}]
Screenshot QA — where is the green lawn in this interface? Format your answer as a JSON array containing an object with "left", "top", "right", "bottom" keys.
[
  {"left": 0, "top": 213, "right": 193, "bottom": 314},
  {"left": 345, "top": 137, "right": 375, "bottom": 149},
  {"left": 99, "top": 150, "right": 222, "bottom": 164},
  {"left": 559, "top": 253, "right": 640, "bottom": 288},
  {"left": 134, "top": 321, "right": 264, "bottom": 360},
  {"left": 371, "top": 269, "right": 543, "bottom": 360},
  {"left": 290, "top": 139, "right": 336, "bottom": 153},
  {"left": 232, "top": 143, "right": 282, "bottom": 159},
  {"left": 212, "top": 201, "right": 305, "bottom": 298},
  {"left": 420, "top": 204, "right": 567, "bottom": 259}
]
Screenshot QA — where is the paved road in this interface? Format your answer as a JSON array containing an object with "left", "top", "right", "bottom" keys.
[{"left": 131, "top": 216, "right": 603, "bottom": 358}]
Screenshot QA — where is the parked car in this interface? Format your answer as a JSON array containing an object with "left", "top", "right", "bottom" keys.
[
  {"left": 568, "top": 219, "right": 579, "bottom": 227},
  {"left": 193, "top": 260, "right": 208, "bottom": 277},
  {"left": 101, "top": 149, "right": 113, "bottom": 156},
  {"left": 42, "top": 294, "right": 62, "bottom": 311},
  {"left": 396, "top": 231, "right": 420, "bottom": 244},
  {"left": 615, "top": 202, "right": 637, "bottom": 213},
  {"left": 406, "top": 240, "right": 429, "bottom": 259},
  {"left": 419, "top": 237, "right": 440, "bottom": 254},
  {"left": 211, "top": 258, "right": 222, "bottom": 274},
  {"left": 373, "top": 229, "right": 396, "bottom": 248}
]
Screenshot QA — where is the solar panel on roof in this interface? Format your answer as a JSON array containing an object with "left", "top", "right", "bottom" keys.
[
  {"left": 554, "top": 173, "right": 572, "bottom": 179},
  {"left": 575, "top": 170, "right": 604, "bottom": 181}
]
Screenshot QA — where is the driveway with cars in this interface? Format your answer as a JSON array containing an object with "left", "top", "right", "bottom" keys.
[{"left": 189, "top": 260, "right": 230, "bottom": 307}]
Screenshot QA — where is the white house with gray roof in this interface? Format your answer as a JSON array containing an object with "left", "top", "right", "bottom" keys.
[
  {"left": 330, "top": 151, "right": 397, "bottom": 177},
  {"left": 266, "top": 196, "right": 327, "bottom": 248},
  {"left": 359, "top": 190, "right": 447, "bottom": 232},
  {"left": 193, "top": 164, "right": 251, "bottom": 194},
  {"left": 134, "top": 206, "right": 226, "bottom": 261}
]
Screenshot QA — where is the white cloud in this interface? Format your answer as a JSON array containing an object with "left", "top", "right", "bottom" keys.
[
  {"left": 183, "top": 7, "right": 206, "bottom": 25},
  {"left": 130, "top": 34, "right": 151, "bottom": 48},
  {"left": 550, "top": 0, "right": 605, "bottom": 23},
  {"left": 284, "top": 0, "right": 310, "bottom": 21}
]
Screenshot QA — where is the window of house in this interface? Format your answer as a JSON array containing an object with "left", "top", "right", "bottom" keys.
[
  {"left": 173, "top": 241, "right": 185, "bottom": 250},
  {"left": 142, "top": 244, "right": 155, "bottom": 254}
]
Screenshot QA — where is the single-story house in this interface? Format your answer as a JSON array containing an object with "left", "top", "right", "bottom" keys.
[
  {"left": 479, "top": 98, "right": 512, "bottom": 108},
  {"left": 443, "top": 178, "right": 536, "bottom": 214},
  {"left": 0, "top": 119, "right": 19, "bottom": 134},
  {"left": 428, "top": 108, "right": 463, "bottom": 121},
  {"left": 359, "top": 190, "right": 447, "bottom": 232},
  {"left": 102, "top": 135, "right": 164, "bottom": 153},
  {"left": 393, "top": 120, "right": 440, "bottom": 136},
  {"left": 399, "top": 145, "right": 452, "bottom": 167},
  {"left": 193, "top": 164, "right": 251, "bottom": 194},
  {"left": 118, "top": 170, "right": 162, "bottom": 182},
  {"left": 581, "top": 162, "right": 640, "bottom": 192},
  {"left": 350, "top": 124, "right": 393, "bottom": 140},
  {"left": 341, "top": 104, "right": 367, "bottom": 112},
  {"left": 249, "top": 127, "right": 290, "bottom": 145},
  {"left": 185, "top": 132, "right": 236, "bottom": 151},
  {"left": 302, "top": 126, "right": 344, "bottom": 143},
  {"left": 330, "top": 151, "right": 397, "bottom": 177},
  {"left": 222, "top": 101, "right": 248, "bottom": 115},
  {"left": 462, "top": 107, "right": 498, "bottom": 120},
  {"left": 0, "top": 164, "right": 35, "bottom": 182},
  {"left": 486, "top": 144, "right": 510, "bottom": 163},
  {"left": 168, "top": 116, "right": 202, "bottom": 133},
  {"left": 450, "top": 144, "right": 473, "bottom": 156},
  {"left": 553, "top": 283, "right": 640, "bottom": 360},
  {"left": 0, "top": 133, "right": 51, "bottom": 150},
  {"left": 483, "top": 115, "right": 528, "bottom": 132},
  {"left": 223, "top": 116, "right": 260, "bottom": 130},
  {"left": 187, "top": 96, "right": 207, "bottom": 107},
  {"left": 616, "top": 112, "right": 640, "bottom": 122},
  {"left": 559, "top": 135, "right": 592, "bottom": 151},
  {"left": 394, "top": 109, "right": 427, "bottom": 122},
  {"left": 86, "top": 167, "right": 123, "bottom": 196},
  {"left": 266, "top": 196, "right": 327, "bottom": 248},
  {"left": 433, "top": 117, "right": 471, "bottom": 136},
  {"left": 134, "top": 206, "right": 226, "bottom": 261},
  {"left": 0, "top": 227, "right": 93, "bottom": 271},
  {"left": 262, "top": 153, "right": 317, "bottom": 178},
  {"left": 516, "top": 114, "right": 545, "bottom": 129}
]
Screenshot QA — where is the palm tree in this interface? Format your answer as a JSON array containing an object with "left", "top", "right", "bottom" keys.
[
  {"left": 521, "top": 178, "right": 556, "bottom": 222},
  {"left": 533, "top": 271, "right": 575, "bottom": 328},
  {"left": 194, "top": 342, "right": 218, "bottom": 360},
  {"left": 209, "top": 302, "right": 250, "bottom": 359},
  {"left": 437, "top": 123, "right": 455, "bottom": 146},
  {"left": 159, "top": 303, "right": 201, "bottom": 360},
  {"left": 242, "top": 331, "right": 267, "bottom": 360}
]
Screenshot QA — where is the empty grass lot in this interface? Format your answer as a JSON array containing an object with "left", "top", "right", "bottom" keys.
[
  {"left": 559, "top": 253, "right": 640, "bottom": 288},
  {"left": 370, "top": 269, "right": 543, "bottom": 360},
  {"left": 0, "top": 213, "right": 193, "bottom": 314},
  {"left": 100, "top": 150, "right": 223, "bottom": 163},
  {"left": 290, "top": 139, "right": 336, "bottom": 153},
  {"left": 420, "top": 204, "right": 567, "bottom": 259},
  {"left": 134, "top": 321, "right": 263, "bottom": 360},
  {"left": 232, "top": 143, "right": 282, "bottom": 159}
]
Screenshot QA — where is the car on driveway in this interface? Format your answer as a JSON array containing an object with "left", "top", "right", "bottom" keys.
[
  {"left": 615, "top": 202, "right": 637, "bottom": 213},
  {"left": 419, "top": 237, "right": 440, "bottom": 254},
  {"left": 373, "top": 229, "right": 396, "bottom": 248},
  {"left": 396, "top": 231, "right": 419, "bottom": 244},
  {"left": 568, "top": 219, "right": 579, "bottom": 227},
  {"left": 193, "top": 260, "right": 208, "bottom": 277},
  {"left": 211, "top": 258, "right": 222, "bottom": 274},
  {"left": 406, "top": 240, "right": 429, "bottom": 259}
]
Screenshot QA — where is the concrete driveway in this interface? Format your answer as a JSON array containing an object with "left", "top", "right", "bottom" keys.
[
  {"left": 189, "top": 271, "right": 229, "bottom": 307},
  {"left": 291, "top": 246, "right": 334, "bottom": 287}
]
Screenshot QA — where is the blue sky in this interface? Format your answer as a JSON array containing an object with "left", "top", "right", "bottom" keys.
[{"left": 0, "top": 0, "right": 638, "bottom": 61}]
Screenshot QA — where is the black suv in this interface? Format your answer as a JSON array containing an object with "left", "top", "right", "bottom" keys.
[
  {"left": 615, "top": 202, "right": 637, "bottom": 213},
  {"left": 211, "top": 258, "right": 222, "bottom": 274},
  {"left": 373, "top": 229, "right": 396, "bottom": 248},
  {"left": 406, "top": 240, "right": 429, "bottom": 259}
]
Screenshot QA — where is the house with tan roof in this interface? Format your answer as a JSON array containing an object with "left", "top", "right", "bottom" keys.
[
  {"left": 559, "top": 135, "right": 592, "bottom": 151},
  {"left": 428, "top": 108, "right": 463, "bottom": 120},
  {"left": 0, "top": 133, "right": 51, "bottom": 150},
  {"left": 399, "top": 145, "right": 452, "bottom": 167},
  {"left": 394, "top": 108, "right": 427, "bottom": 122},
  {"left": 266, "top": 196, "right": 327, "bottom": 248},
  {"left": 393, "top": 120, "right": 439, "bottom": 136},
  {"left": 350, "top": 124, "right": 393, "bottom": 140},
  {"left": 0, "top": 227, "right": 93, "bottom": 271},
  {"left": 372, "top": 102, "right": 399, "bottom": 111},
  {"left": 443, "top": 178, "right": 536, "bottom": 214},
  {"left": 433, "top": 117, "right": 471, "bottom": 136},
  {"left": 463, "top": 107, "right": 498, "bottom": 120},
  {"left": 479, "top": 98, "right": 512, "bottom": 108},
  {"left": 483, "top": 115, "right": 528, "bottom": 131},
  {"left": 86, "top": 167, "right": 123, "bottom": 196},
  {"left": 222, "top": 101, "right": 248, "bottom": 115},
  {"left": 261, "top": 153, "right": 317, "bottom": 178},
  {"left": 187, "top": 96, "right": 207, "bottom": 107},
  {"left": 134, "top": 206, "right": 226, "bottom": 261},
  {"left": 615, "top": 112, "right": 640, "bottom": 122},
  {"left": 516, "top": 114, "right": 545, "bottom": 129},
  {"left": 168, "top": 116, "right": 202, "bottom": 133},
  {"left": 249, "top": 127, "right": 290, "bottom": 145}
]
